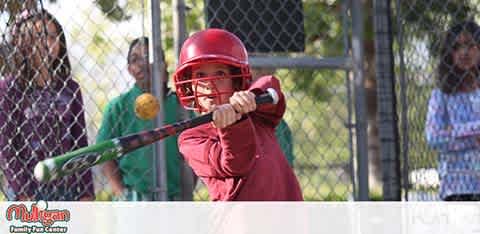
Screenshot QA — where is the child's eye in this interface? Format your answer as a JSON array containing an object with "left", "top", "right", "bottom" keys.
[
  {"left": 215, "top": 71, "right": 226, "bottom": 76},
  {"left": 48, "top": 33, "right": 58, "bottom": 40},
  {"left": 194, "top": 72, "right": 206, "bottom": 78},
  {"left": 453, "top": 42, "right": 477, "bottom": 51}
]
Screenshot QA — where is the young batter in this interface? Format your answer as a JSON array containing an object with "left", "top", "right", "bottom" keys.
[{"left": 173, "top": 29, "right": 303, "bottom": 201}]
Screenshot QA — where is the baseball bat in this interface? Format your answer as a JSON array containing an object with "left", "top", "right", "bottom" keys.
[{"left": 34, "top": 88, "right": 279, "bottom": 182}]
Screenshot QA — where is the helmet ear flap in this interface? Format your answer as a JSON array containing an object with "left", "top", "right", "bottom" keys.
[
  {"left": 178, "top": 67, "right": 193, "bottom": 96},
  {"left": 173, "top": 66, "right": 196, "bottom": 109}
]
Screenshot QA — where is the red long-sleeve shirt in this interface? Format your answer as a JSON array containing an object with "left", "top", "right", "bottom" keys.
[{"left": 178, "top": 75, "right": 303, "bottom": 201}]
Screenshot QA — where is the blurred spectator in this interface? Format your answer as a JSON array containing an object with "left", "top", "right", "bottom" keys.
[
  {"left": 97, "top": 37, "right": 192, "bottom": 201},
  {"left": 425, "top": 20, "right": 480, "bottom": 201},
  {"left": 0, "top": 10, "right": 94, "bottom": 201}
]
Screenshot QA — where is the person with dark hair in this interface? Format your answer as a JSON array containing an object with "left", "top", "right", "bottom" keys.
[
  {"left": 0, "top": 10, "right": 94, "bottom": 201},
  {"left": 97, "top": 37, "right": 190, "bottom": 201},
  {"left": 425, "top": 20, "right": 480, "bottom": 201}
]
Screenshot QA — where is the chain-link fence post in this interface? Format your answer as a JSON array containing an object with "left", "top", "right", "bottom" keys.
[
  {"left": 395, "top": 0, "right": 409, "bottom": 201},
  {"left": 374, "top": 0, "right": 401, "bottom": 201},
  {"left": 151, "top": 0, "right": 167, "bottom": 201},
  {"left": 342, "top": 0, "right": 357, "bottom": 201},
  {"left": 173, "top": 0, "right": 196, "bottom": 201},
  {"left": 352, "top": 0, "right": 370, "bottom": 201}
]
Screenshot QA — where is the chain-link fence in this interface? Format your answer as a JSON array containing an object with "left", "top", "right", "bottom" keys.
[{"left": 3, "top": 0, "right": 442, "bottom": 202}]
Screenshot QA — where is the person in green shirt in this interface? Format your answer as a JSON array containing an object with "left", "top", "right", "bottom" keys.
[
  {"left": 275, "top": 119, "right": 295, "bottom": 166},
  {"left": 97, "top": 37, "right": 187, "bottom": 201}
]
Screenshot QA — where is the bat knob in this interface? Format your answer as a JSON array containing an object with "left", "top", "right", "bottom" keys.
[
  {"left": 34, "top": 161, "right": 52, "bottom": 183},
  {"left": 266, "top": 88, "right": 279, "bottom": 105}
]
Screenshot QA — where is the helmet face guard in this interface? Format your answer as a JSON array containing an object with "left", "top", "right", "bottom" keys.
[
  {"left": 173, "top": 29, "right": 252, "bottom": 112},
  {"left": 174, "top": 59, "right": 251, "bottom": 112}
]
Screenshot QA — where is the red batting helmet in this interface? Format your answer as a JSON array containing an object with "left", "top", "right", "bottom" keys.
[{"left": 173, "top": 28, "right": 251, "bottom": 112}]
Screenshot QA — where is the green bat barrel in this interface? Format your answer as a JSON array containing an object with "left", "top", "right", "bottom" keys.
[{"left": 34, "top": 140, "right": 122, "bottom": 183}]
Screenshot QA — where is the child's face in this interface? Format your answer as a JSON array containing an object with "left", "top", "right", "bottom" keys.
[
  {"left": 128, "top": 43, "right": 150, "bottom": 82},
  {"left": 452, "top": 32, "right": 480, "bottom": 71},
  {"left": 20, "top": 19, "right": 60, "bottom": 68},
  {"left": 192, "top": 63, "right": 233, "bottom": 112},
  {"left": 35, "top": 19, "right": 60, "bottom": 61}
]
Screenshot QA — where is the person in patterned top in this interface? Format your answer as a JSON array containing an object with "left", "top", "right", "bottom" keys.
[{"left": 425, "top": 21, "right": 480, "bottom": 201}]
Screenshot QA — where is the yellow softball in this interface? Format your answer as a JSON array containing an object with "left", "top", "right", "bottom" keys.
[{"left": 135, "top": 93, "right": 160, "bottom": 120}]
